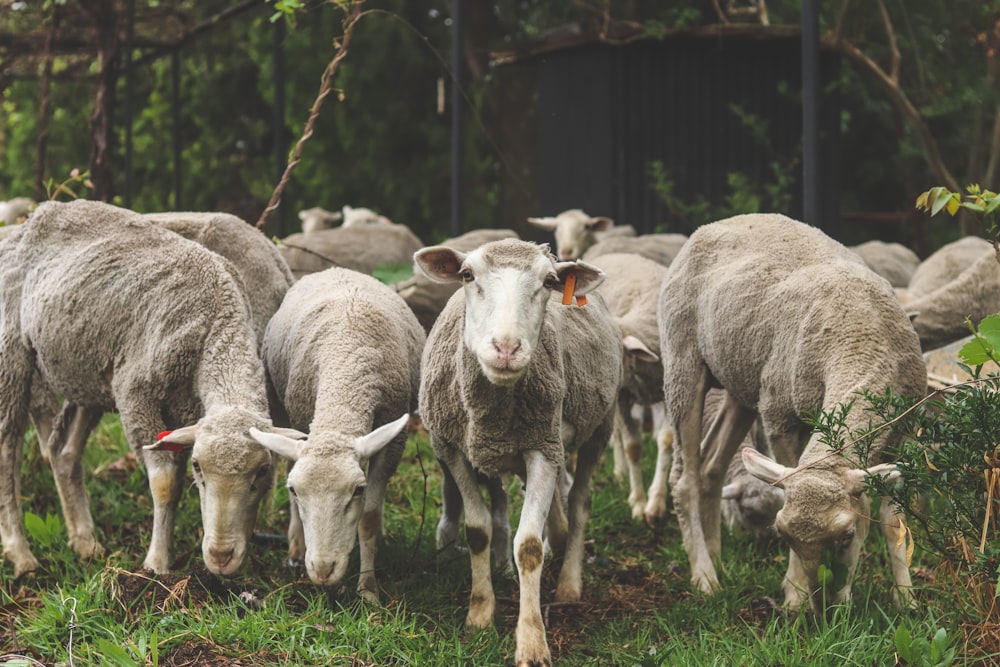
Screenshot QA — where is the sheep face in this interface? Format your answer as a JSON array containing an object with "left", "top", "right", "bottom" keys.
[
  {"left": 415, "top": 239, "right": 605, "bottom": 386},
  {"left": 742, "top": 448, "right": 898, "bottom": 614},
  {"left": 249, "top": 414, "right": 408, "bottom": 588},
  {"left": 151, "top": 409, "right": 275, "bottom": 576},
  {"left": 527, "top": 209, "right": 614, "bottom": 261}
]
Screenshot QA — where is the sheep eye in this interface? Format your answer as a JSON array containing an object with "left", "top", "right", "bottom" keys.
[
  {"left": 191, "top": 460, "right": 201, "bottom": 475},
  {"left": 288, "top": 486, "right": 297, "bottom": 498},
  {"left": 460, "top": 269, "right": 474, "bottom": 282},
  {"left": 837, "top": 527, "right": 856, "bottom": 550},
  {"left": 254, "top": 465, "right": 270, "bottom": 480},
  {"left": 353, "top": 484, "right": 367, "bottom": 499},
  {"left": 543, "top": 275, "right": 559, "bottom": 289}
]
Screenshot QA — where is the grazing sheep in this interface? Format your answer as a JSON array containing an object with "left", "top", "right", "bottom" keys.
[
  {"left": 849, "top": 239, "right": 920, "bottom": 288},
  {"left": 394, "top": 228, "right": 519, "bottom": 332},
  {"left": 416, "top": 238, "right": 621, "bottom": 666},
  {"left": 907, "top": 236, "right": 993, "bottom": 298},
  {"left": 587, "top": 252, "right": 668, "bottom": 519},
  {"left": 0, "top": 197, "right": 34, "bottom": 226},
  {"left": 646, "top": 213, "right": 925, "bottom": 614},
  {"left": 906, "top": 249, "right": 1000, "bottom": 351},
  {"left": 279, "top": 223, "right": 424, "bottom": 279},
  {"left": 248, "top": 267, "right": 424, "bottom": 602},
  {"left": 0, "top": 200, "right": 287, "bottom": 578},
  {"left": 298, "top": 205, "right": 392, "bottom": 234},
  {"left": 582, "top": 233, "right": 688, "bottom": 267},
  {"left": 142, "top": 211, "right": 294, "bottom": 344},
  {"left": 528, "top": 209, "right": 636, "bottom": 261}
]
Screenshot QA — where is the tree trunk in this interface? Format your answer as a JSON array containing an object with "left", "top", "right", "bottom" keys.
[{"left": 79, "top": 0, "right": 120, "bottom": 202}]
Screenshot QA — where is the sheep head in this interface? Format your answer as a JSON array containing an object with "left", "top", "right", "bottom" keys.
[
  {"left": 249, "top": 414, "right": 409, "bottom": 587},
  {"left": 741, "top": 447, "right": 899, "bottom": 614},
  {"left": 415, "top": 239, "right": 605, "bottom": 386},
  {"left": 146, "top": 407, "right": 281, "bottom": 576},
  {"left": 527, "top": 209, "right": 615, "bottom": 261}
]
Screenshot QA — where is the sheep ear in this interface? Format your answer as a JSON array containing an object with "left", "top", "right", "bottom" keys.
[
  {"left": 857, "top": 463, "right": 901, "bottom": 492},
  {"left": 272, "top": 427, "right": 308, "bottom": 440},
  {"left": 554, "top": 260, "right": 605, "bottom": 294},
  {"left": 741, "top": 448, "right": 791, "bottom": 486},
  {"left": 587, "top": 216, "right": 615, "bottom": 232},
  {"left": 144, "top": 424, "right": 198, "bottom": 452},
  {"left": 414, "top": 246, "right": 467, "bottom": 284},
  {"left": 527, "top": 216, "right": 559, "bottom": 231},
  {"left": 354, "top": 414, "right": 410, "bottom": 462},
  {"left": 249, "top": 427, "right": 304, "bottom": 462},
  {"left": 623, "top": 334, "right": 659, "bottom": 363}
]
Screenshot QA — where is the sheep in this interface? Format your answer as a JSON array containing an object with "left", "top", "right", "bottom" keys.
[
  {"left": 527, "top": 209, "right": 636, "bottom": 261},
  {"left": 586, "top": 252, "right": 668, "bottom": 519},
  {"left": 907, "top": 236, "right": 993, "bottom": 298},
  {"left": 0, "top": 197, "right": 34, "bottom": 226},
  {"left": 298, "top": 205, "right": 392, "bottom": 234},
  {"left": 0, "top": 199, "right": 289, "bottom": 578},
  {"left": 142, "top": 211, "right": 294, "bottom": 344},
  {"left": 906, "top": 249, "right": 1000, "bottom": 351},
  {"left": 582, "top": 233, "right": 688, "bottom": 267},
  {"left": 246, "top": 267, "right": 424, "bottom": 602},
  {"left": 645, "top": 212, "right": 926, "bottom": 614},
  {"left": 394, "top": 228, "right": 520, "bottom": 332},
  {"left": 279, "top": 222, "right": 424, "bottom": 280},
  {"left": 416, "top": 238, "right": 622, "bottom": 666},
  {"left": 849, "top": 239, "right": 920, "bottom": 288}
]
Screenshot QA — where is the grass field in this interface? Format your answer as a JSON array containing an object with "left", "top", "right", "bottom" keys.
[{"left": 0, "top": 414, "right": 991, "bottom": 666}]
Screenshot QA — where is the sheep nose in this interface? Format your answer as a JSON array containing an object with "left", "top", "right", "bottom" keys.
[
  {"left": 312, "top": 561, "right": 337, "bottom": 584},
  {"left": 209, "top": 547, "right": 234, "bottom": 570},
  {"left": 492, "top": 339, "right": 521, "bottom": 364}
]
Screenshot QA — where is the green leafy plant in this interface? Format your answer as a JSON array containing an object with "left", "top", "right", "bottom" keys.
[
  {"left": 23, "top": 511, "right": 65, "bottom": 550},
  {"left": 894, "top": 625, "right": 957, "bottom": 667},
  {"left": 44, "top": 167, "right": 93, "bottom": 202},
  {"left": 916, "top": 184, "right": 1000, "bottom": 249}
]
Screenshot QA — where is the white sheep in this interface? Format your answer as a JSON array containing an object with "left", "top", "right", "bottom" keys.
[
  {"left": 582, "top": 233, "right": 688, "bottom": 267},
  {"left": 587, "top": 252, "right": 668, "bottom": 519},
  {"left": 0, "top": 200, "right": 290, "bottom": 578},
  {"left": 907, "top": 235, "right": 992, "bottom": 298},
  {"left": 247, "top": 267, "right": 424, "bottom": 602},
  {"left": 416, "top": 238, "right": 621, "bottom": 666},
  {"left": 394, "top": 228, "right": 519, "bottom": 332},
  {"left": 906, "top": 248, "right": 1000, "bottom": 351},
  {"left": 0, "top": 197, "right": 34, "bottom": 226},
  {"left": 298, "top": 205, "right": 392, "bottom": 233},
  {"left": 646, "top": 213, "right": 926, "bottom": 614},
  {"left": 527, "top": 208, "right": 636, "bottom": 260},
  {"left": 279, "top": 222, "right": 424, "bottom": 280},
  {"left": 849, "top": 239, "right": 920, "bottom": 288},
  {"left": 142, "top": 211, "right": 294, "bottom": 345}
]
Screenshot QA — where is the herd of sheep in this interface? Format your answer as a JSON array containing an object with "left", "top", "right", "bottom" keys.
[{"left": 0, "top": 198, "right": 997, "bottom": 665}]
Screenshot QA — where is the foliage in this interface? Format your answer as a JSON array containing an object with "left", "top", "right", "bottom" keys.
[
  {"left": 916, "top": 185, "right": 1000, "bottom": 247},
  {"left": 895, "top": 624, "right": 957, "bottom": 667}
]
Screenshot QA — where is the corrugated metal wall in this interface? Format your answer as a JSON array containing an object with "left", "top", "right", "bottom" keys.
[{"left": 534, "top": 35, "right": 841, "bottom": 235}]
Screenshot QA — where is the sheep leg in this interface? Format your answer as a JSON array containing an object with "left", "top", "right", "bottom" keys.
[
  {"left": 133, "top": 433, "right": 187, "bottom": 573},
  {"left": 356, "top": 435, "right": 404, "bottom": 604},
  {"left": 782, "top": 549, "right": 810, "bottom": 611},
  {"left": 0, "top": 356, "right": 39, "bottom": 577},
  {"left": 48, "top": 403, "right": 104, "bottom": 559},
  {"left": 486, "top": 476, "right": 512, "bottom": 575},
  {"left": 515, "top": 448, "right": 557, "bottom": 667},
  {"left": 698, "top": 392, "right": 756, "bottom": 563},
  {"left": 437, "top": 444, "right": 496, "bottom": 630},
  {"left": 879, "top": 496, "right": 915, "bottom": 609},
  {"left": 435, "top": 458, "right": 462, "bottom": 554},
  {"left": 287, "top": 459, "right": 305, "bottom": 567},
  {"left": 615, "top": 393, "right": 647, "bottom": 520},
  {"left": 556, "top": 430, "right": 605, "bottom": 604},
  {"left": 544, "top": 466, "right": 570, "bottom": 557}
]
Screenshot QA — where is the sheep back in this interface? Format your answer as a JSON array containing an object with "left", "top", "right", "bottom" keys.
[
  {"left": 908, "top": 236, "right": 993, "bottom": 297},
  {"left": 850, "top": 239, "right": 920, "bottom": 288},
  {"left": 279, "top": 223, "right": 424, "bottom": 279},
  {"left": 583, "top": 233, "right": 688, "bottom": 267}
]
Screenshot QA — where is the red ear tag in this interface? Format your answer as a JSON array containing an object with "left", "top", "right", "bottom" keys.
[
  {"left": 157, "top": 430, "right": 173, "bottom": 441},
  {"left": 155, "top": 430, "right": 186, "bottom": 452}
]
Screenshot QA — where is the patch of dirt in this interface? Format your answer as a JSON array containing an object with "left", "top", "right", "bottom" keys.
[
  {"left": 109, "top": 563, "right": 242, "bottom": 620},
  {"left": 159, "top": 641, "right": 285, "bottom": 666}
]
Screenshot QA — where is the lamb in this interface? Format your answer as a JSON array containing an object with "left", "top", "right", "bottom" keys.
[
  {"left": 0, "top": 199, "right": 289, "bottom": 578},
  {"left": 849, "top": 239, "right": 920, "bottom": 288},
  {"left": 142, "top": 211, "right": 294, "bottom": 344},
  {"left": 0, "top": 197, "right": 34, "bottom": 226},
  {"left": 582, "top": 233, "right": 688, "bottom": 267},
  {"left": 247, "top": 267, "right": 424, "bottom": 602},
  {"left": 645, "top": 213, "right": 926, "bottom": 614},
  {"left": 528, "top": 209, "right": 636, "bottom": 261},
  {"left": 279, "top": 222, "right": 424, "bottom": 279},
  {"left": 416, "top": 238, "right": 622, "bottom": 666},
  {"left": 906, "top": 249, "right": 1000, "bottom": 351},
  {"left": 298, "top": 205, "right": 392, "bottom": 233},
  {"left": 586, "top": 252, "right": 668, "bottom": 519},
  {"left": 394, "top": 228, "right": 519, "bottom": 332}
]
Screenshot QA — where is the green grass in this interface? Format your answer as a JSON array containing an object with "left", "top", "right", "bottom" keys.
[{"left": 0, "top": 416, "right": 991, "bottom": 666}]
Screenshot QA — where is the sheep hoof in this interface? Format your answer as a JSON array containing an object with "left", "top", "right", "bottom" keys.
[
  {"left": 287, "top": 556, "right": 303, "bottom": 568},
  {"left": 13, "top": 555, "right": 41, "bottom": 579},
  {"left": 70, "top": 536, "right": 105, "bottom": 560},
  {"left": 358, "top": 588, "right": 380, "bottom": 606}
]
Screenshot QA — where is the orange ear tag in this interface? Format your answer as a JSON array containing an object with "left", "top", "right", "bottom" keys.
[{"left": 561, "top": 273, "right": 588, "bottom": 307}]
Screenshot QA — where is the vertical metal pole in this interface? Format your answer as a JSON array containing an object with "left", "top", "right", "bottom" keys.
[
  {"left": 124, "top": 0, "right": 134, "bottom": 208},
  {"left": 171, "top": 49, "right": 182, "bottom": 209},
  {"left": 274, "top": 16, "right": 287, "bottom": 236},
  {"left": 801, "top": 0, "right": 821, "bottom": 228},
  {"left": 450, "top": 0, "right": 463, "bottom": 236}
]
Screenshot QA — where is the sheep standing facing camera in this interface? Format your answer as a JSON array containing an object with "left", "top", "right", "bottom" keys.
[
  {"left": 0, "top": 200, "right": 288, "bottom": 578},
  {"left": 249, "top": 267, "right": 425, "bottom": 603},
  {"left": 416, "top": 239, "right": 621, "bottom": 666},
  {"left": 646, "top": 213, "right": 925, "bottom": 614},
  {"left": 527, "top": 208, "right": 635, "bottom": 261}
]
